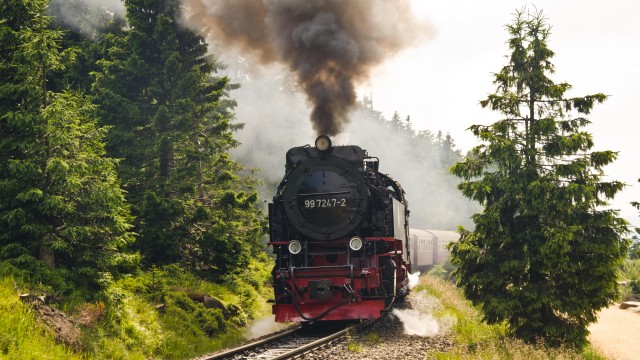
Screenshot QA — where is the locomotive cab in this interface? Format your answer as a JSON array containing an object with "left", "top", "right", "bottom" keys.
[{"left": 269, "top": 136, "right": 411, "bottom": 322}]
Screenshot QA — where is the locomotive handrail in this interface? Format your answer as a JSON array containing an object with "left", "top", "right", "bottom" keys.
[
  {"left": 306, "top": 249, "right": 344, "bottom": 255},
  {"left": 289, "top": 265, "right": 355, "bottom": 271},
  {"left": 297, "top": 190, "right": 351, "bottom": 196},
  {"left": 364, "top": 236, "right": 401, "bottom": 242}
]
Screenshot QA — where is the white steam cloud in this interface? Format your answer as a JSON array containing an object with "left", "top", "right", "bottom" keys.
[
  {"left": 393, "top": 290, "right": 457, "bottom": 337},
  {"left": 224, "top": 56, "right": 477, "bottom": 229},
  {"left": 48, "top": 0, "right": 126, "bottom": 37},
  {"left": 246, "top": 315, "right": 286, "bottom": 340},
  {"left": 408, "top": 272, "right": 421, "bottom": 289},
  {"left": 392, "top": 308, "right": 440, "bottom": 337}
]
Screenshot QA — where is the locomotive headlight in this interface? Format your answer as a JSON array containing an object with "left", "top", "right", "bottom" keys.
[
  {"left": 288, "top": 240, "right": 302, "bottom": 255},
  {"left": 349, "top": 236, "right": 363, "bottom": 251},
  {"left": 315, "top": 135, "right": 332, "bottom": 151}
]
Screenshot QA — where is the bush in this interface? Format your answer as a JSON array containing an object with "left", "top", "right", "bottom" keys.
[
  {"left": 619, "top": 259, "right": 640, "bottom": 301},
  {"left": 0, "top": 257, "right": 73, "bottom": 296},
  {"left": 630, "top": 280, "right": 640, "bottom": 293},
  {"left": 194, "top": 307, "right": 226, "bottom": 336},
  {"left": 628, "top": 237, "right": 640, "bottom": 259},
  {"left": 427, "top": 259, "right": 456, "bottom": 281}
]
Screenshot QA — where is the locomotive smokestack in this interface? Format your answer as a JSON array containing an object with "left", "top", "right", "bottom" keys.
[{"left": 181, "top": 0, "right": 432, "bottom": 135}]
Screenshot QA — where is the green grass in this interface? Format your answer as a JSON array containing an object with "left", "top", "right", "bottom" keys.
[
  {"left": 0, "top": 254, "right": 275, "bottom": 360},
  {"left": 344, "top": 328, "right": 362, "bottom": 353},
  {"left": 363, "top": 331, "right": 380, "bottom": 345},
  {"left": 414, "top": 275, "right": 607, "bottom": 360},
  {"left": 83, "top": 259, "right": 272, "bottom": 359},
  {"left": 0, "top": 276, "right": 83, "bottom": 360}
]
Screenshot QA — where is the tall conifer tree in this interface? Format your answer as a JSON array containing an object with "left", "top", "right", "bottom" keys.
[
  {"left": 0, "top": 0, "right": 137, "bottom": 289},
  {"left": 450, "top": 8, "right": 629, "bottom": 347},
  {"left": 93, "top": 0, "right": 264, "bottom": 273}
]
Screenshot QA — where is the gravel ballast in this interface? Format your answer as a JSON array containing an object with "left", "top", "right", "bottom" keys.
[{"left": 300, "top": 291, "right": 455, "bottom": 359}]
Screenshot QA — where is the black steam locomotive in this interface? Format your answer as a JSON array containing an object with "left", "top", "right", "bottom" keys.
[{"left": 269, "top": 136, "right": 411, "bottom": 322}]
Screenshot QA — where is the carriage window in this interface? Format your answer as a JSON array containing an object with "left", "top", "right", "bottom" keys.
[{"left": 440, "top": 240, "right": 449, "bottom": 251}]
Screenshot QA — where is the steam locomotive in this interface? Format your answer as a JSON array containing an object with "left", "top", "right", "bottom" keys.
[{"left": 268, "top": 136, "right": 411, "bottom": 322}]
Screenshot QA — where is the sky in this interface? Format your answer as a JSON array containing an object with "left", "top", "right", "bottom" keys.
[{"left": 356, "top": 0, "right": 640, "bottom": 229}]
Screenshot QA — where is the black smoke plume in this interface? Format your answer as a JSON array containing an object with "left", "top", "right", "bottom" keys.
[{"left": 183, "top": 0, "right": 430, "bottom": 135}]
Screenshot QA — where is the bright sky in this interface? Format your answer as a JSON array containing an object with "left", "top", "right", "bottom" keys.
[{"left": 358, "top": 0, "right": 640, "bottom": 229}]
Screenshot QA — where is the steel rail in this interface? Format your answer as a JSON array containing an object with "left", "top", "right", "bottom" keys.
[
  {"left": 198, "top": 319, "right": 375, "bottom": 360},
  {"left": 268, "top": 324, "right": 356, "bottom": 360},
  {"left": 200, "top": 325, "right": 301, "bottom": 360}
]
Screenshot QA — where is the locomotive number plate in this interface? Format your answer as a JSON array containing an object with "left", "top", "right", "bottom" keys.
[{"left": 303, "top": 198, "right": 347, "bottom": 208}]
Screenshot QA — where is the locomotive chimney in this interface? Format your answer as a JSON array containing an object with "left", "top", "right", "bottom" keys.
[{"left": 315, "top": 135, "right": 332, "bottom": 151}]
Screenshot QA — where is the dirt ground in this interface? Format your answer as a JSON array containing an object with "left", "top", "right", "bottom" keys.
[{"left": 588, "top": 304, "right": 640, "bottom": 360}]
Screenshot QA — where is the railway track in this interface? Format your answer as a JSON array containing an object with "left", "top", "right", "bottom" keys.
[{"left": 199, "top": 320, "right": 373, "bottom": 360}]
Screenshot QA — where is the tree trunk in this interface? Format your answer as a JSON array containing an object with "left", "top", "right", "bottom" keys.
[{"left": 39, "top": 234, "right": 55, "bottom": 268}]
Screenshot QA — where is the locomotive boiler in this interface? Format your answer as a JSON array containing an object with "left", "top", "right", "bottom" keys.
[{"left": 269, "top": 135, "right": 411, "bottom": 322}]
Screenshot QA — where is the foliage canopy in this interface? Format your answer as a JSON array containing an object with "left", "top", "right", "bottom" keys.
[
  {"left": 450, "top": 8, "right": 629, "bottom": 348},
  {"left": 0, "top": 0, "right": 137, "bottom": 290},
  {"left": 91, "top": 0, "right": 265, "bottom": 275}
]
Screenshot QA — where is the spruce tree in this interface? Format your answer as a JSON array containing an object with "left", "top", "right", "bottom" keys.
[
  {"left": 450, "top": 8, "right": 629, "bottom": 347},
  {"left": 92, "top": 0, "right": 264, "bottom": 274},
  {"left": 0, "top": 0, "right": 137, "bottom": 289},
  {"left": 47, "top": 0, "right": 128, "bottom": 95}
]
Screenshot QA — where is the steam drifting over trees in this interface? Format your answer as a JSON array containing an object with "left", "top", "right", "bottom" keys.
[
  {"left": 182, "top": 0, "right": 432, "bottom": 135},
  {"left": 89, "top": 0, "right": 266, "bottom": 274}
]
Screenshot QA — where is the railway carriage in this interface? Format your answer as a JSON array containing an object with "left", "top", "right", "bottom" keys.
[{"left": 409, "top": 229, "right": 459, "bottom": 272}]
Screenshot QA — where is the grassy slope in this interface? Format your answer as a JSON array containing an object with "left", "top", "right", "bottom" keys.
[
  {"left": 415, "top": 275, "right": 606, "bottom": 360},
  {"left": 0, "top": 253, "right": 275, "bottom": 360},
  {"left": 3, "top": 260, "right": 628, "bottom": 359},
  {"left": 0, "top": 276, "right": 83, "bottom": 359}
]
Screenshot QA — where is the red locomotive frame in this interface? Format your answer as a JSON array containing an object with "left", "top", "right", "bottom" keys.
[{"left": 270, "top": 236, "right": 410, "bottom": 322}]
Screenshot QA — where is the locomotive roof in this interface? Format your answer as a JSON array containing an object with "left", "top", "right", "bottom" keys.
[{"left": 285, "top": 145, "right": 365, "bottom": 172}]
